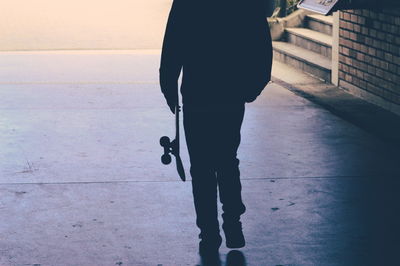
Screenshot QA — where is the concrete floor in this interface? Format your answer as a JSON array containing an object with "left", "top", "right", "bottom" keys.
[{"left": 1, "top": 51, "right": 400, "bottom": 266}]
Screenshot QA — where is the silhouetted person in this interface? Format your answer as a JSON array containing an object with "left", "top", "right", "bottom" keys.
[{"left": 160, "top": 0, "right": 272, "bottom": 256}]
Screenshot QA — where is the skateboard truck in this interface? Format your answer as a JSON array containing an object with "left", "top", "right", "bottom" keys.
[{"left": 160, "top": 105, "right": 186, "bottom": 182}]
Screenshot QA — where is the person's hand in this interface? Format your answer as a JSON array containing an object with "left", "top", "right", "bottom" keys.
[
  {"left": 166, "top": 97, "right": 176, "bottom": 114},
  {"left": 164, "top": 89, "right": 178, "bottom": 114}
]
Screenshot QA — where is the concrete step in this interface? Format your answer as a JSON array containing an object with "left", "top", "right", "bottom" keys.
[
  {"left": 273, "top": 41, "right": 332, "bottom": 82},
  {"left": 305, "top": 14, "right": 333, "bottom": 35},
  {"left": 285, "top": 27, "right": 332, "bottom": 59}
]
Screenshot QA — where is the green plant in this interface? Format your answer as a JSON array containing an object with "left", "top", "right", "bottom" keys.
[
  {"left": 287, "top": 0, "right": 300, "bottom": 14},
  {"left": 273, "top": 0, "right": 300, "bottom": 17}
]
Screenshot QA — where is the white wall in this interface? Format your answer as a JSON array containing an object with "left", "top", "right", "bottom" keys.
[{"left": 0, "top": 0, "right": 172, "bottom": 51}]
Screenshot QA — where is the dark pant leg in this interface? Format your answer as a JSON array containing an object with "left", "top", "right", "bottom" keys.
[
  {"left": 183, "top": 109, "right": 219, "bottom": 237},
  {"left": 214, "top": 105, "right": 246, "bottom": 224},
  {"left": 183, "top": 104, "right": 246, "bottom": 235}
]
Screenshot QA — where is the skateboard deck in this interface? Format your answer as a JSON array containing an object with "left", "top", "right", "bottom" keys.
[{"left": 160, "top": 105, "right": 186, "bottom": 182}]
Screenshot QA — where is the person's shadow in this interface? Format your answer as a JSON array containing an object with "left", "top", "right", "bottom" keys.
[
  {"left": 225, "top": 250, "right": 246, "bottom": 266},
  {"left": 199, "top": 250, "right": 247, "bottom": 266}
]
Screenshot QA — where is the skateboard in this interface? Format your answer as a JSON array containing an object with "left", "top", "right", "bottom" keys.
[{"left": 160, "top": 105, "right": 186, "bottom": 182}]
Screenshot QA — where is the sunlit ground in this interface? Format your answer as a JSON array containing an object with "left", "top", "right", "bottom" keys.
[{"left": 0, "top": 0, "right": 172, "bottom": 51}]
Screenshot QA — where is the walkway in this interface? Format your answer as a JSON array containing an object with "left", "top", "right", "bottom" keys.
[{"left": 0, "top": 51, "right": 399, "bottom": 265}]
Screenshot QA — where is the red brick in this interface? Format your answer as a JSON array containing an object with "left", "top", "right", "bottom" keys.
[
  {"left": 368, "top": 47, "right": 377, "bottom": 56},
  {"left": 393, "top": 55, "right": 400, "bottom": 65},
  {"left": 348, "top": 22, "right": 354, "bottom": 31},
  {"left": 373, "top": 58, "right": 382, "bottom": 67},
  {"left": 365, "top": 37, "right": 373, "bottom": 46},
  {"left": 349, "top": 67, "right": 357, "bottom": 76},
  {"left": 359, "top": 79, "right": 367, "bottom": 89},
  {"left": 380, "top": 61, "right": 390, "bottom": 71},
  {"left": 385, "top": 34, "right": 394, "bottom": 43},
  {"left": 356, "top": 52, "right": 365, "bottom": 61},
  {"left": 354, "top": 33, "right": 363, "bottom": 42},
  {"left": 367, "top": 65, "right": 376, "bottom": 75},
  {"left": 342, "top": 47, "right": 350, "bottom": 56},
  {"left": 356, "top": 69, "right": 364, "bottom": 79},
  {"left": 372, "top": 39, "right": 380, "bottom": 49},
  {"left": 343, "top": 39, "right": 353, "bottom": 49},
  {"left": 369, "top": 11, "right": 378, "bottom": 20},
  {"left": 369, "top": 29, "right": 377, "bottom": 38},
  {"left": 376, "top": 50, "right": 384, "bottom": 58},
  {"left": 338, "top": 8, "right": 400, "bottom": 105},
  {"left": 367, "top": 84, "right": 384, "bottom": 97},
  {"left": 350, "top": 14, "right": 358, "bottom": 22},
  {"left": 357, "top": 61, "right": 368, "bottom": 71},
  {"left": 342, "top": 30, "right": 350, "bottom": 39},
  {"left": 364, "top": 55, "right": 373, "bottom": 64},
  {"left": 354, "top": 77, "right": 362, "bottom": 87},
  {"left": 383, "top": 72, "right": 395, "bottom": 83},
  {"left": 389, "top": 44, "right": 399, "bottom": 55},
  {"left": 350, "top": 32, "right": 358, "bottom": 40},
  {"left": 381, "top": 42, "right": 390, "bottom": 53},
  {"left": 361, "top": 27, "right": 369, "bottom": 35},
  {"left": 373, "top": 21, "right": 381, "bottom": 30},
  {"left": 376, "top": 68, "right": 385, "bottom": 78},
  {"left": 377, "top": 31, "right": 385, "bottom": 40},
  {"left": 384, "top": 52, "right": 394, "bottom": 63},
  {"left": 360, "top": 45, "right": 368, "bottom": 54},
  {"left": 358, "top": 16, "right": 366, "bottom": 25},
  {"left": 345, "top": 74, "right": 353, "bottom": 82},
  {"left": 394, "top": 73, "right": 400, "bottom": 84},
  {"left": 345, "top": 56, "right": 353, "bottom": 65},
  {"left": 353, "top": 42, "right": 360, "bottom": 51},
  {"left": 388, "top": 63, "right": 397, "bottom": 73}
]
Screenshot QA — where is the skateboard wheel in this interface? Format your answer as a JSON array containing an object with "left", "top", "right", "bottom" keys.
[
  {"left": 161, "top": 154, "right": 172, "bottom": 165},
  {"left": 160, "top": 136, "right": 171, "bottom": 147}
]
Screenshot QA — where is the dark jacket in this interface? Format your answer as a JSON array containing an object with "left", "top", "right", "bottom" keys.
[{"left": 160, "top": 0, "right": 273, "bottom": 107}]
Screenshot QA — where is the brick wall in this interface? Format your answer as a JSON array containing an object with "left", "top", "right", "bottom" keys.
[{"left": 338, "top": 8, "right": 400, "bottom": 114}]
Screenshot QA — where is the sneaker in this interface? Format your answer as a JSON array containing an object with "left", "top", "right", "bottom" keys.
[
  {"left": 222, "top": 222, "right": 245, "bottom": 249},
  {"left": 198, "top": 233, "right": 222, "bottom": 257}
]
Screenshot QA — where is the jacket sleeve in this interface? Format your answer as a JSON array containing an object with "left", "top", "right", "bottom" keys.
[
  {"left": 245, "top": 19, "right": 273, "bottom": 103},
  {"left": 159, "top": 0, "right": 184, "bottom": 105}
]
